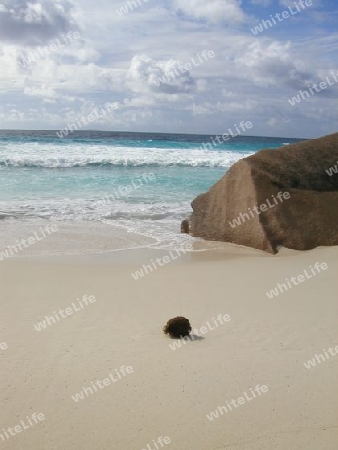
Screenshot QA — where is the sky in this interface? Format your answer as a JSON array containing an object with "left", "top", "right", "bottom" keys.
[{"left": 0, "top": 0, "right": 337, "bottom": 138}]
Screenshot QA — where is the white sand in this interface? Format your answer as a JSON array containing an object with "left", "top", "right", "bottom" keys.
[{"left": 0, "top": 245, "right": 337, "bottom": 449}]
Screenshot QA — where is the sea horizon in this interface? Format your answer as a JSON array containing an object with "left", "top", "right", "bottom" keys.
[{"left": 0, "top": 128, "right": 309, "bottom": 141}]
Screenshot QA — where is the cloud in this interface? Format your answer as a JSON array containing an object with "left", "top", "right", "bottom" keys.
[
  {"left": 0, "top": 0, "right": 80, "bottom": 44},
  {"left": 173, "top": 0, "right": 245, "bottom": 24},
  {"left": 126, "top": 54, "right": 195, "bottom": 94},
  {"left": 236, "top": 40, "right": 316, "bottom": 90},
  {"left": 24, "top": 84, "right": 57, "bottom": 98}
]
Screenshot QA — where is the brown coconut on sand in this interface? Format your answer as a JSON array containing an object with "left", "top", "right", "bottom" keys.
[{"left": 163, "top": 316, "right": 192, "bottom": 338}]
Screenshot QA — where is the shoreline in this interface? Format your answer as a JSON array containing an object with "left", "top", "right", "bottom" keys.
[
  {"left": 0, "top": 241, "right": 271, "bottom": 266},
  {"left": 0, "top": 217, "right": 271, "bottom": 264}
]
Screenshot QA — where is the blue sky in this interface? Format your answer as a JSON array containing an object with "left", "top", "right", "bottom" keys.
[{"left": 0, "top": 0, "right": 337, "bottom": 138}]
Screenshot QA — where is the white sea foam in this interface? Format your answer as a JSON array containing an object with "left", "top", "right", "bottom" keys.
[
  {"left": 0, "top": 140, "right": 255, "bottom": 253},
  {"left": 0, "top": 142, "right": 253, "bottom": 168}
]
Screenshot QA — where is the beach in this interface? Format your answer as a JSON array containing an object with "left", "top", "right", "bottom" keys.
[
  {"left": 1, "top": 0, "right": 337, "bottom": 446},
  {"left": 1, "top": 243, "right": 337, "bottom": 449}
]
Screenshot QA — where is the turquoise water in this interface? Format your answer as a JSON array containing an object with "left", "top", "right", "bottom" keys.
[{"left": 0, "top": 130, "right": 303, "bottom": 246}]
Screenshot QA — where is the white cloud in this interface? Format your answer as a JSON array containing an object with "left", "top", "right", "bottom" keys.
[
  {"left": 24, "top": 84, "right": 57, "bottom": 98},
  {"left": 0, "top": 0, "right": 81, "bottom": 44},
  {"left": 126, "top": 54, "right": 195, "bottom": 94},
  {"left": 173, "top": 0, "right": 245, "bottom": 24}
]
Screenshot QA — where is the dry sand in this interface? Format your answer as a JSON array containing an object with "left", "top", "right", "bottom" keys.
[{"left": 0, "top": 245, "right": 337, "bottom": 450}]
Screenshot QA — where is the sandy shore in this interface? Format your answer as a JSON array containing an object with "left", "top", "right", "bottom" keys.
[{"left": 0, "top": 245, "right": 337, "bottom": 450}]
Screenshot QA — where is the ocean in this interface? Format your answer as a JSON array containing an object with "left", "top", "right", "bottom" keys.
[{"left": 0, "top": 130, "right": 303, "bottom": 256}]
